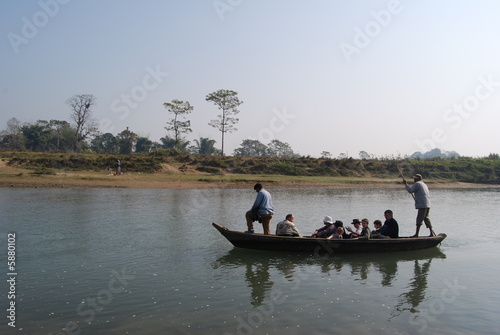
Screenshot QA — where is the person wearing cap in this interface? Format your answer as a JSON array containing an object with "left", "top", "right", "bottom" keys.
[
  {"left": 403, "top": 174, "right": 436, "bottom": 237},
  {"left": 275, "top": 214, "right": 302, "bottom": 237},
  {"left": 346, "top": 218, "right": 363, "bottom": 237},
  {"left": 245, "top": 183, "right": 274, "bottom": 235},
  {"left": 311, "top": 216, "right": 336, "bottom": 238}
]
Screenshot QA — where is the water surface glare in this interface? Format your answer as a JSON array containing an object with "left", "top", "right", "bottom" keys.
[{"left": 1, "top": 187, "right": 499, "bottom": 335}]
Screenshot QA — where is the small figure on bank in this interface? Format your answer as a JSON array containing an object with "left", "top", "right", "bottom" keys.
[
  {"left": 403, "top": 174, "right": 436, "bottom": 237},
  {"left": 372, "top": 210, "right": 399, "bottom": 239},
  {"left": 245, "top": 183, "right": 274, "bottom": 235},
  {"left": 275, "top": 214, "right": 302, "bottom": 237},
  {"left": 311, "top": 216, "right": 336, "bottom": 238},
  {"left": 116, "top": 159, "right": 122, "bottom": 175}
]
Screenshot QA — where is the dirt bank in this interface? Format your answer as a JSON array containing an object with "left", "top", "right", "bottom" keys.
[{"left": 0, "top": 165, "right": 495, "bottom": 190}]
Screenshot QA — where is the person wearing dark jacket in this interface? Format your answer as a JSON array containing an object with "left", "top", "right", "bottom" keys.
[{"left": 372, "top": 210, "right": 399, "bottom": 238}]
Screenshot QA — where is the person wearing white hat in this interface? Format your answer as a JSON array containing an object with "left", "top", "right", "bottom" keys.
[{"left": 311, "top": 216, "right": 336, "bottom": 238}]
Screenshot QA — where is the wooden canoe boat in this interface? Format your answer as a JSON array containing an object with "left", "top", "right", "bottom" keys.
[{"left": 212, "top": 223, "right": 447, "bottom": 254}]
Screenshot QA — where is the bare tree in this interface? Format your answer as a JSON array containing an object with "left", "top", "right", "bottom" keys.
[
  {"left": 206, "top": 89, "right": 243, "bottom": 156},
  {"left": 66, "top": 94, "right": 97, "bottom": 151},
  {"left": 163, "top": 99, "right": 193, "bottom": 150}
]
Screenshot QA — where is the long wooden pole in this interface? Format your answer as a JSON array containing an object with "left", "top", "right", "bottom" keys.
[{"left": 397, "top": 165, "right": 415, "bottom": 200}]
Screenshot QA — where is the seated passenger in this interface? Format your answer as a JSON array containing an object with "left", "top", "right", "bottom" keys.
[
  {"left": 353, "top": 219, "right": 371, "bottom": 240},
  {"left": 372, "top": 210, "right": 399, "bottom": 239},
  {"left": 334, "top": 220, "right": 344, "bottom": 229},
  {"left": 311, "top": 216, "right": 336, "bottom": 238},
  {"left": 371, "top": 220, "right": 382, "bottom": 234},
  {"left": 275, "top": 214, "right": 302, "bottom": 237},
  {"left": 346, "top": 218, "right": 363, "bottom": 238},
  {"left": 327, "top": 227, "right": 344, "bottom": 239},
  {"left": 333, "top": 220, "right": 349, "bottom": 238}
]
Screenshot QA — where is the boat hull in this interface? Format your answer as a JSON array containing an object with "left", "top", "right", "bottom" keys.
[{"left": 212, "top": 223, "right": 446, "bottom": 254}]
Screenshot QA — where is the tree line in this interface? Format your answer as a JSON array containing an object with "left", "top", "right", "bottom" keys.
[{"left": 0, "top": 91, "right": 300, "bottom": 158}]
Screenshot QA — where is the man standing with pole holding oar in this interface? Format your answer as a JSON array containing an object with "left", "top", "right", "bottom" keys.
[{"left": 399, "top": 169, "right": 436, "bottom": 237}]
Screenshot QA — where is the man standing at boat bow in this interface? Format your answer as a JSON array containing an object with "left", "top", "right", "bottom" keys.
[
  {"left": 403, "top": 174, "right": 436, "bottom": 237},
  {"left": 245, "top": 183, "right": 274, "bottom": 235}
]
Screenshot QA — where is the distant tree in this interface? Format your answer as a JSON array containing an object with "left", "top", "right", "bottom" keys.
[
  {"left": 66, "top": 94, "right": 98, "bottom": 152},
  {"left": 0, "top": 117, "right": 24, "bottom": 151},
  {"left": 189, "top": 137, "right": 219, "bottom": 155},
  {"left": 48, "top": 120, "right": 75, "bottom": 152},
  {"left": 410, "top": 148, "right": 460, "bottom": 159},
  {"left": 487, "top": 153, "right": 500, "bottom": 160},
  {"left": 91, "top": 133, "right": 119, "bottom": 154},
  {"left": 160, "top": 135, "right": 190, "bottom": 152},
  {"left": 359, "top": 150, "right": 371, "bottom": 160},
  {"left": 320, "top": 151, "right": 332, "bottom": 159},
  {"left": 117, "top": 127, "right": 137, "bottom": 154},
  {"left": 267, "top": 139, "right": 297, "bottom": 158},
  {"left": 160, "top": 136, "right": 175, "bottom": 149},
  {"left": 163, "top": 99, "right": 193, "bottom": 150},
  {"left": 206, "top": 89, "right": 243, "bottom": 156},
  {"left": 21, "top": 120, "right": 52, "bottom": 151},
  {"left": 233, "top": 139, "right": 267, "bottom": 157},
  {"left": 135, "top": 136, "right": 156, "bottom": 153}
]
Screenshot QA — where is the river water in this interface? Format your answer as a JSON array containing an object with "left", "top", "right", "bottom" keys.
[{"left": 1, "top": 186, "right": 499, "bottom": 335}]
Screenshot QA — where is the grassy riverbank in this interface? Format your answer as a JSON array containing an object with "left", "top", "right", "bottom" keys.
[{"left": 1, "top": 151, "right": 499, "bottom": 189}]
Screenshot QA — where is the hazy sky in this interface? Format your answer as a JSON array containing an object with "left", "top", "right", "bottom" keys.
[{"left": 2, "top": 0, "right": 500, "bottom": 158}]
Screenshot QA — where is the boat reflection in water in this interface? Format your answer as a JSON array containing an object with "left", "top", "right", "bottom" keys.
[
  {"left": 390, "top": 256, "right": 437, "bottom": 320},
  {"left": 212, "top": 248, "right": 446, "bottom": 317}
]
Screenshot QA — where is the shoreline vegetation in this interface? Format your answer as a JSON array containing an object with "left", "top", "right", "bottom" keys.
[{"left": 1, "top": 151, "right": 499, "bottom": 189}]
